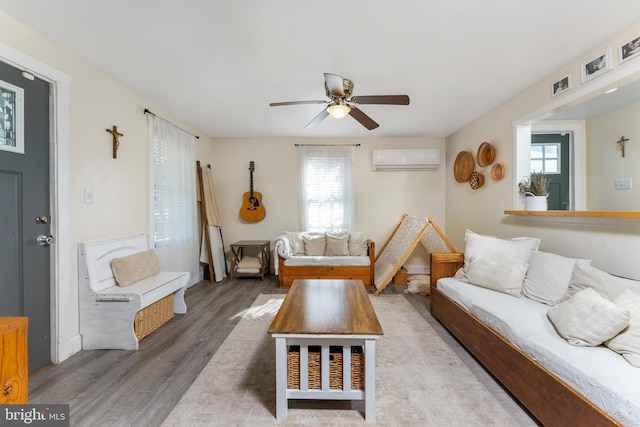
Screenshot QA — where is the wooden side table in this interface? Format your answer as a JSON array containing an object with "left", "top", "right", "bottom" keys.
[{"left": 229, "top": 240, "right": 271, "bottom": 280}]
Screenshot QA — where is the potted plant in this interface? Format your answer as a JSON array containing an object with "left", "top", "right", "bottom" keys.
[{"left": 518, "top": 171, "right": 549, "bottom": 211}]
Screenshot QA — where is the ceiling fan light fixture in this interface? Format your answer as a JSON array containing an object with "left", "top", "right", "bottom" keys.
[{"left": 327, "top": 102, "right": 351, "bottom": 119}]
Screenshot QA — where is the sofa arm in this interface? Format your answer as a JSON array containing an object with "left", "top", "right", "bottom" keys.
[{"left": 430, "top": 253, "right": 464, "bottom": 288}]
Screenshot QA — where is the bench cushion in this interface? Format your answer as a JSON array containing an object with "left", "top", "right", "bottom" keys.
[
  {"left": 100, "top": 271, "right": 188, "bottom": 309},
  {"left": 111, "top": 249, "right": 160, "bottom": 287}
]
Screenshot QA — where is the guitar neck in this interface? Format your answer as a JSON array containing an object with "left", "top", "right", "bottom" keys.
[{"left": 249, "top": 170, "right": 254, "bottom": 197}]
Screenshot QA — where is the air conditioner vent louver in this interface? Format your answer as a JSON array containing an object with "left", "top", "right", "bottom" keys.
[{"left": 371, "top": 149, "right": 440, "bottom": 171}]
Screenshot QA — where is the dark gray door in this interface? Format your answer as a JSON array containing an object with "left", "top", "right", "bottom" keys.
[
  {"left": 0, "top": 61, "right": 51, "bottom": 373},
  {"left": 532, "top": 133, "right": 570, "bottom": 210}
]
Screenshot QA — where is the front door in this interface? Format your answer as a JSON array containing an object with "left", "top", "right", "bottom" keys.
[
  {"left": 531, "top": 133, "right": 571, "bottom": 210},
  {"left": 0, "top": 60, "right": 51, "bottom": 373}
]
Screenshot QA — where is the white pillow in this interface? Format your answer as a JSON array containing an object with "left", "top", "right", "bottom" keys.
[
  {"left": 302, "top": 233, "right": 326, "bottom": 256},
  {"left": 284, "top": 231, "right": 304, "bottom": 255},
  {"left": 325, "top": 233, "right": 349, "bottom": 256},
  {"left": 522, "top": 251, "right": 577, "bottom": 305},
  {"left": 547, "top": 287, "right": 631, "bottom": 346},
  {"left": 463, "top": 229, "right": 540, "bottom": 273},
  {"left": 567, "top": 262, "right": 640, "bottom": 301},
  {"left": 465, "top": 257, "right": 529, "bottom": 297},
  {"left": 348, "top": 232, "right": 369, "bottom": 256},
  {"left": 606, "top": 289, "right": 640, "bottom": 367}
]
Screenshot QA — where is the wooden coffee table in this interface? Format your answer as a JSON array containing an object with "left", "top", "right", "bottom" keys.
[{"left": 268, "top": 279, "right": 383, "bottom": 421}]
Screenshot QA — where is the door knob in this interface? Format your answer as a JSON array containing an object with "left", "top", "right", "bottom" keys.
[{"left": 36, "top": 235, "right": 54, "bottom": 247}]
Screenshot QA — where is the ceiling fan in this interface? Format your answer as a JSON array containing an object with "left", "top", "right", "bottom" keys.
[{"left": 269, "top": 73, "right": 410, "bottom": 130}]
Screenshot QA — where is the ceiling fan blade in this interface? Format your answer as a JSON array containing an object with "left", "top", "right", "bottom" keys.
[
  {"left": 349, "top": 107, "right": 379, "bottom": 130},
  {"left": 270, "top": 100, "right": 327, "bottom": 107},
  {"left": 350, "top": 95, "right": 410, "bottom": 105},
  {"left": 324, "top": 73, "right": 344, "bottom": 97},
  {"left": 305, "top": 109, "right": 330, "bottom": 128}
]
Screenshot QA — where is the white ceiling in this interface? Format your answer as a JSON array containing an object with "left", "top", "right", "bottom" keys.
[{"left": 2, "top": 1, "right": 640, "bottom": 139}]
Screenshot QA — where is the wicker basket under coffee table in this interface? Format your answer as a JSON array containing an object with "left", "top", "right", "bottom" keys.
[{"left": 268, "top": 279, "right": 383, "bottom": 421}]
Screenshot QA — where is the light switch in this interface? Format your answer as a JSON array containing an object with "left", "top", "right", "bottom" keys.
[
  {"left": 84, "top": 188, "right": 94, "bottom": 204},
  {"left": 615, "top": 179, "right": 632, "bottom": 190}
]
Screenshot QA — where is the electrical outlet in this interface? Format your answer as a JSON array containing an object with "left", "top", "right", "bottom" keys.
[{"left": 615, "top": 179, "right": 632, "bottom": 190}]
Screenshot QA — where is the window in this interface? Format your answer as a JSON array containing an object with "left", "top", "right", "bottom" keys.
[
  {"left": 148, "top": 115, "right": 199, "bottom": 285},
  {"left": 531, "top": 142, "right": 561, "bottom": 174},
  {"left": 298, "top": 145, "right": 355, "bottom": 233}
]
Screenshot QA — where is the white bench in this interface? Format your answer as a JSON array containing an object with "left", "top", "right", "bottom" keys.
[{"left": 78, "top": 234, "right": 189, "bottom": 350}]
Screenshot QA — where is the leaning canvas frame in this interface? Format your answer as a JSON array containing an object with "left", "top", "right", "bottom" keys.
[
  {"left": 0, "top": 79, "right": 24, "bottom": 154},
  {"left": 581, "top": 47, "right": 612, "bottom": 84}
]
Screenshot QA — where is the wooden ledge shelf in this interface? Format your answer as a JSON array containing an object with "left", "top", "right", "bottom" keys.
[{"left": 505, "top": 210, "right": 640, "bottom": 219}]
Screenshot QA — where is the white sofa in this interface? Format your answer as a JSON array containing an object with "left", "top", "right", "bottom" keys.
[
  {"left": 430, "top": 230, "right": 640, "bottom": 427},
  {"left": 274, "top": 231, "right": 374, "bottom": 288}
]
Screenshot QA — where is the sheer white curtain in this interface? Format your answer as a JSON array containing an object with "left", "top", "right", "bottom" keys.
[
  {"left": 148, "top": 115, "right": 199, "bottom": 285},
  {"left": 298, "top": 145, "right": 355, "bottom": 233}
]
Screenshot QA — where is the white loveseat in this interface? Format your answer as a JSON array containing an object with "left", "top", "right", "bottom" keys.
[
  {"left": 430, "top": 230, "right": 640, "bottom": 427},
  {"left": 274, "top": 231, "right": 374, "bottom": 288}
]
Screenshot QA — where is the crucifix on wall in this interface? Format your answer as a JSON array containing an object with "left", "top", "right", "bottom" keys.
[
  {"left": 106, "top": 125, "right": 123, "bottom": 159},
  {"left": 616, "top": 136, "right": 630, "bottom": 157}
]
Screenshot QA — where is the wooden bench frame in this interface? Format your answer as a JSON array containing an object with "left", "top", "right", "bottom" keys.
[
  {"left": 78, "top": 234, "right": 189, "bottom": 350},
  {"left": 277, "top": 240, "right": 375, "bottom": 288},
  {"left": 429, "top": 253, "right": 621, "bottom": 427}
]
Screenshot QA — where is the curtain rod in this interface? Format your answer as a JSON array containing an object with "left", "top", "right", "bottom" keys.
[
  {"left": 294, "top": 143, "right": 360, "bottom": 147},
  {"left": 144, "top": 108, "right": 200, "bottom": 139}
]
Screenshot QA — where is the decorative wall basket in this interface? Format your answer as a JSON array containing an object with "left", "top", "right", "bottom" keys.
[
  {"left": 490, "top": 163, "right": 505, "bottom": 181},
  {"left": 454, "top": 151, "right": 474, "bottom": 183},
  {"left": 477, "top": 142, "right": 496, "bottom": 167},
  {"left": 469, "top": 171, "right": 484, "bottom": 190},
  {"left": 525, "top": 195, "right": 548, "bottom": 211}
]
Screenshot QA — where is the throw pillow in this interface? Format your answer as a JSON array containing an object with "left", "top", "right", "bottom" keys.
[
  {"left": 302, "top": 233, "right": 326, "bottom": 256},
  {"left": 284, "top": 231, "right": 304, "bottom": 255},
  {"left": 465, "top": 257, "right": 529, "bottom": 297},
  {"left": 463, "top": 229, "right": 540, "bottom": 273},
  {"left": 325, "top": 234, "right": 349, "bottom": 256},
  {"left": 567, "top": 262, "right": 640, "bottom": 301},
  {"left": 111, "top": 249, "right": 161, "bottom": 287},
  {"left": 605, "top": 289, "right": 640, "bottom": 367},
  {"left": 522, "top": 251, "right": 577, "bottom": 305},
  {"left": 547, "top": 287, "right": 631, "bottom": 346},
  {"left": 348, "top": 232, "right": 369, "bottom": 256}
]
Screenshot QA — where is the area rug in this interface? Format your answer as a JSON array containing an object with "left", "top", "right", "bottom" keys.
[{"left": 161, "top": 294, "right": 521, "bottom": 426}]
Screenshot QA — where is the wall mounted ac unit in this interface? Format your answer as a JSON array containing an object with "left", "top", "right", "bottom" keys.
[{"left": 371, "top": 148, "right": 440, "bottom": 171}]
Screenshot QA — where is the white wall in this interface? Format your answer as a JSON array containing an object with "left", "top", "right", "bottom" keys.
[
  {"left": 586, "top": 102, "right": 640, "bottom": 210},
  {"left": 209, "top": 137, "right": 446, "bottom": 270},
  {"left": 445, "top": 21, "right": 640, "bottom": 280}
]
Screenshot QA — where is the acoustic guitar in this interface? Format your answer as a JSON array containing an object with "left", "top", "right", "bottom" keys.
[{"left": 239, "top": 161, "right": 266, "bottom": 222}]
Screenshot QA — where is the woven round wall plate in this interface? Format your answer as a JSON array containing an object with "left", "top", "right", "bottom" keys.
[
  {"left": 454, "top": 151, "right": 474, "bottom": 183},
  {"left": 469, "top": 171, "right": 484, "bottom": 190},
  {"left": 491, "top": 163, "right": 505, "bottom": 181},
  {"left": 477, "top": 142, "right": 496, "bottom": 167}
]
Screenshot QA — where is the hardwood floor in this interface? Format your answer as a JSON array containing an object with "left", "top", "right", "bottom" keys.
[{"left": 29, "top": 275, "right": 536, "bottom": 426}]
